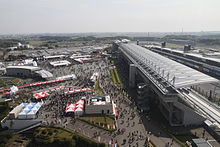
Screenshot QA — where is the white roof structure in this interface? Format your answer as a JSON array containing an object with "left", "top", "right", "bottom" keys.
[
  {"left": 74, "top": 58, "right": 93, "bottom": 63},
  {"left": 50, "top": 60, "right": 71, "bottom": 67},
  {"left": 70, "top": 54, "right": 91, "bottom": 59},
  {"left": 56, "top": 74, "right": 76, "bottom": 80},
  {"left": 43, "top": 55, "right": 66, "bottom": 59},
  {"left": 88, "top": 95, "right": 111, "bottom": 105},
  {"left": 6, "top": 66, "right": 40, "bottom": 71},
  {"left": 35, "top": 70, "right": 53, "bottom": 78},
  {"left": 120, "top": 43, "right": 218, "bottom": 88}
]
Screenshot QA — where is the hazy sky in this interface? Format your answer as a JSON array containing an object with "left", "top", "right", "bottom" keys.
[{"left": 0, "top": 0, "right": 220, "bottom": 34}]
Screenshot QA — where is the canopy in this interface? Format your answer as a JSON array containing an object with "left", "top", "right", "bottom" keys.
[
  {"left": 65, "top": 104, "right": 76, "bottom": 113},
  {"left": 76, "top": 100, "right": 84, "bottom": 105},
  {"left": 66, "top": 107, "right": 75, "bottom": 113},
  {"left": 75, "top": 107, "right": 83, "bottom": 116},
  {"left": 76, "top": 103, "right": 83, "bottom": 108},
  {"left": 65, "top": 88, "right": 91, "bottom": 94},
  {"left": 3, "top": 92, "right": 10, "bottom": 95},
  {"left": 10, "top": 85, "right": 18, "bottom": 93},
  {"left": 34, "top": 92, "right": 50, "bottom": 99}
]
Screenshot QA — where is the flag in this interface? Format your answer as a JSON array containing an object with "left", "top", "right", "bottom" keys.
[{"left": 109, "top": 139, "right": 111, "bottom": 145}]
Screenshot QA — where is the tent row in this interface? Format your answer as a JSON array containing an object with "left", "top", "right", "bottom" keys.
[
  {"left": 65, "top": 100, "right": 84, "bottom": 116},
  {"left": 65, "top": 88, "right": 91, "bottom": 95},
  {"left": 34, "top": 92, "right": 50, "bottom": 99}
]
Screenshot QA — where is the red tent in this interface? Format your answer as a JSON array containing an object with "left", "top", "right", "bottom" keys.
[
  {"left": 3, "top": 92, "right": 10, "bottom": 95},
  {"left": 34, "top": 92, "right": 50, "bottom": 99}
]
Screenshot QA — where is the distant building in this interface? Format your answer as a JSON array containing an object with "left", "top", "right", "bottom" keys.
[
  {"left": 6, "top": 66, "right": 53, "bottom": 79},
  {"left": 184, "top": 44, "right": 191, "bottom": 52},
  {"left": 161, "top": 42, "right": 166, "bottom": 48},
  {"left": 50, "top": 60, "right": 71, "bottom": 67},
  {"left": 43, "top": 55, "right": 66, "bottom": 60}
]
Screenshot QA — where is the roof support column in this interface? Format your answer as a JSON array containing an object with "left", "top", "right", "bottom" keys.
[{"left": 129, "top": 64, "right": 136, "bottom": 88}]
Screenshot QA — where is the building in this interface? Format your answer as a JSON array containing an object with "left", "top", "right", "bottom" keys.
[
  {"left": 6, "top": 66, "right": 53, "bottom": 79},
  {"left": 1, "top": 102, "right": 43, "bottom": 131},
  {"left": 43, "top": 55, "right": 66, "bottom": 60},
  {"left": 85, "top": 95, "right": 115, "bottom": 116},
  {"left": 50, "top": 60, "right": 71, "bottom": 67},
  {"left": 113, "top": 42, "right": 219, "bottom": 126}
]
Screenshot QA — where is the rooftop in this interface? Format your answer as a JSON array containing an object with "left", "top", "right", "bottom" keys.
[
  {"left": 50, "top": 60, "right": 71, "bottom": 67},
  {"left": 35, "top": 70, "right": 53, "bottom": 78},
  {"left": 120, "top": 43, "right": 218, "bottom": 88},
  {"left": 6, "top": 66, "right": 40, "bottom": 71},
  {"left": 87, "top": 95, "right": 111, "bottom": 105},
  {"left": 148, "top": 45, "right": 220, "bottom": 63}
]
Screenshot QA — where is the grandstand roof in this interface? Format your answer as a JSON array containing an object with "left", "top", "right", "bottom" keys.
[{"left": 120, "top": 43, "right": 218, "bottom": 88}]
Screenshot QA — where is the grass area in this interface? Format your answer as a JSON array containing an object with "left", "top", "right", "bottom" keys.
[
  {"left": 149, "top": 140, "right": 157, "bottom": 147},
  {"left": 0, "top": 133, "right": 19, "bottom": 146},
  {"left": 11, "top": 78, "right": 21, "bottom": 85},
  {"left": 113, "top": 68, "right": 122, "bottom": 84},
  {"left": 166, "top": 43, "right": 184, "bottom": 49},
  {"left": 92, "top": 78, "right": 104, "bottom": 95},
  {"left": 79, "top": 115, "right": 116, "bottom": 132},
  {"left": 0, "top": 79, "right": 6, "bottom": 88},
  {"left": 0, "top": 102, "right": 10, "bottom": 131},
  {"left": 31, "top": 126, "right": 105, "bottom": 147},
  {"left": 0, "top": 102, "right": 10, "bottom": 121},
  {"left": 110, "top": 69, "right": 117, "bottom": 84},
  {"left": 28, "top": 40, "right": 46, "bottom": 47}
]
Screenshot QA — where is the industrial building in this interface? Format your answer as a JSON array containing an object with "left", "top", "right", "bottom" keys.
[{"left": 6, "top": 66, "right": 53, "bottom": 79}]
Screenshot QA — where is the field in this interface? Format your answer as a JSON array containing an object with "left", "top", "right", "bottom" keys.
[{"left": 79, "top": 115, "right": 116, "bottom": 131}]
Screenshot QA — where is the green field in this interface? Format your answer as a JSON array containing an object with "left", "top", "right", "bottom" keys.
[
  {"left": 92, "top": 78, "right": 104, "bottom": 95},
  {"left": 79, "top": 115, "right": 116, "bottom": 131}
]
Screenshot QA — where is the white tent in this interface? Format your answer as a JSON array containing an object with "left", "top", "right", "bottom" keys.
[
  {"left": 27, "top": 110, "right": 37, "bottom": 119},
  {"left": 18, "top": 110, "right": 27, "bottom": 119},
  {"left": 66, "top": 107, "right": 75, "bottom": 113},
  {"left": 10, "top": 85, "right": 18, "bottom": 95},
  {"left": 23, "top": 107, "right": 31, "bottom": 111},
  {"left": 31, "top": 106, "right": 39, "bottom": 111},
  {"left": 76, "top": 100, "right": 84, "bottom": 105},
  {"left": 76, "top": 103, "right": 83, "bottom": 108},
  {"left": 75, "top": 107, "right": 83, "bottom": 116}
]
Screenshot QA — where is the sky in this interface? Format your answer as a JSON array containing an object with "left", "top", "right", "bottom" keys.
[{"left": 0, "top": 0, "right": 220, "bottom": 34}]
